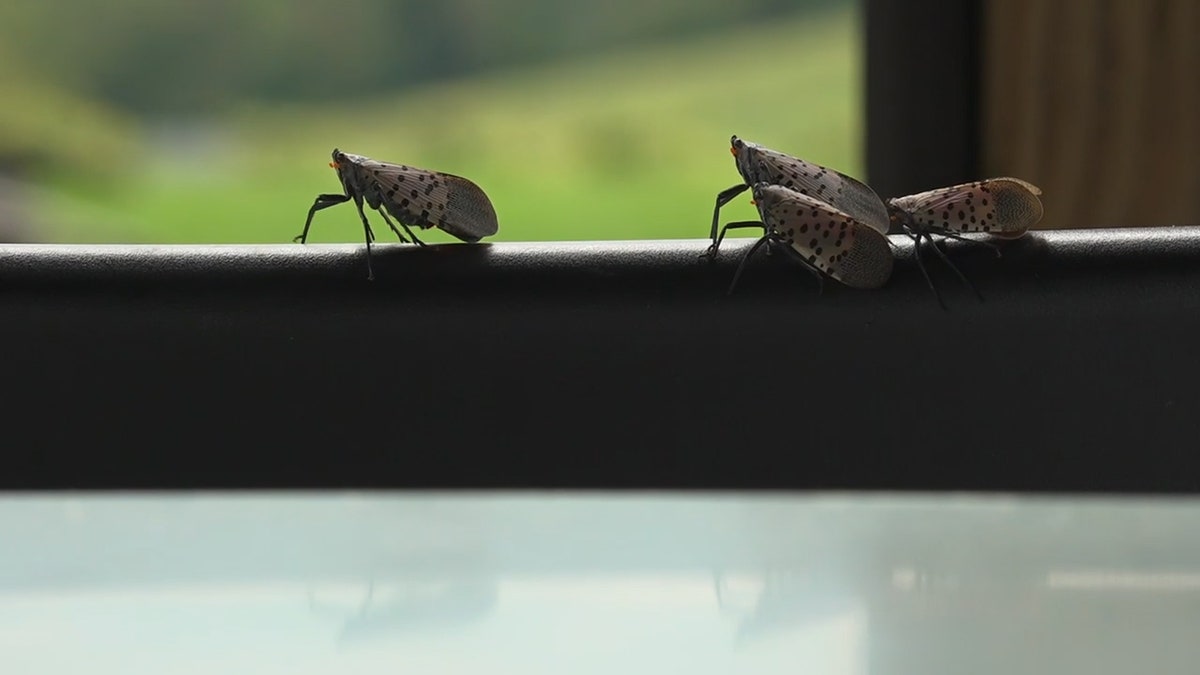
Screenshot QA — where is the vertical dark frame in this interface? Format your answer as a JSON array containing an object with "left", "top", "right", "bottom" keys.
[{"left": 865, "top": 0, "right": 982, "bottom": 200}]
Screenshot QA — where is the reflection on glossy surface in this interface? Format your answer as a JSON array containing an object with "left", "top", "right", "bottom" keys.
[
  {"left": 1, "top": 493, "right": 1199, "bottom": 674},
  {"left": 309, "top": 576, "right": 500, "bottom": 645}
]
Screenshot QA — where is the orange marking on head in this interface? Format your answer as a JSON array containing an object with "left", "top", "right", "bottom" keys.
[
  {"left": 729, "top": 146, "right": 737, "bottom": 157},
  {"left": 329, "top": 162, "right": 338, "bottom": 169}
]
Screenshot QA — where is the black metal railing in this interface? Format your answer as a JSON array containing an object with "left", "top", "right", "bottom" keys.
[{"left": 2, "top": 228, "right": 1199, "bottom": 492}]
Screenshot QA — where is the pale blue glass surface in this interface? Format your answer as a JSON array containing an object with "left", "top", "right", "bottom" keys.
[{"left": 1, "top": 493, "right": 1198, "bottom": 674}]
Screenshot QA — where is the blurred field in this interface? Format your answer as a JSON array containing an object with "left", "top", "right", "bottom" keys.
[{"left": 32, "top": 6, "right": 859, "bottom": 245}]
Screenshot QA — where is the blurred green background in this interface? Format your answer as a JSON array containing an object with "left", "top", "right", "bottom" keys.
[{"left": 0, "top": 0, "right": 860, "bottom": 244}]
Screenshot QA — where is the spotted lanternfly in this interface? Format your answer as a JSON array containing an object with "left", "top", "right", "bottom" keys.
[
  {"left": 705, "top": 135, "right": 890, "bottom": 260},
  {"left": 886, "top": 177, "right": 1043, "bottom": 306},
  {"left": 715, "top": 183, "right": 894, "bottom": 294},
  {"left": 295, "top": 148, "right": 499, "bottom": 280}
]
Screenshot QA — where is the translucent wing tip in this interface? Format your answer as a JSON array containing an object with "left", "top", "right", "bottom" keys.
[
  {"left": 841, "top": 228, "right": 894, "bottom": 289},
  {"left": 442, "top": 174, "right": 499, "bottom": 239},
  {"left": 990, "top": 177, "right": 1045, "bottom": 233},
  {"left": 990, "top": 176, "right": 1043, "bottom": 196}
]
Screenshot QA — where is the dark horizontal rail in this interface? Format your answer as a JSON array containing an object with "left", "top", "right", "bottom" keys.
[{"left": 3, "top": 229, "right": 1200, "bottom": 492}]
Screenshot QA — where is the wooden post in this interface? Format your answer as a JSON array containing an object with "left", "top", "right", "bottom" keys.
[{"left": 983, "top": 1, "right": 1200, "bottom": 228}]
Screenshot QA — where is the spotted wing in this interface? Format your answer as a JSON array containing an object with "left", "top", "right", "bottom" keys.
[
  {"left": 754, "top": 184, "right": 894, "bottom": 290},
  {"left": 887, "top": 177, "right": 1043, "bottom": 239},
  {"left": 356, "top": 158, "right": 499, "bottom": 242},
  {"left": 746, "top": 144, "right": 891, "bottom": 236}
]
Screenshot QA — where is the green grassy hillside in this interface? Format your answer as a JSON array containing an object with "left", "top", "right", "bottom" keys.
[{"left": 36, "top": 6, "right": 861, "bottom": 244}]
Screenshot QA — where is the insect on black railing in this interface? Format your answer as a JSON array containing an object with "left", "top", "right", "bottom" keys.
[
  {"left": 886, "top": 178, "right": 1044, "bottom": 307},
  {"left": 712, "top": 183, "right": 894, "bottom": 294},
  {"left": 295, "top": 149, "right": 500, "bottom": 279},
  {"left": 704, "top": 135, "right": 891, "bottom": 261}
]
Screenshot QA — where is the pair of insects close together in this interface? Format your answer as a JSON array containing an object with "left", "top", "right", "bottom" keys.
[{"left": 298, "top": 137, "right": 1044, "bottom": 304}]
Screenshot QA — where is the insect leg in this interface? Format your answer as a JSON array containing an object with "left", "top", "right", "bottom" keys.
[
  {"left": 295, "top": 193, "right": 351, "bottom": 243},
  {"left": 407, "top": 226, "right": 427, "bottom": 246},
  {"left": 925, "top": 234, "right": 984, "bottom": 302},
  {"left": 381, "top": 207, "right": 429, "bottom": 247},
  {"left": 903, "top": 226, "right": 947, "bottom": 310},
  {"left": 374, "top": 208, "right": 412, "bottom": 244},
  {"left": 704, "top": 183, "right": 751, "bottom": 260},
  {"left": 389, "top": 212, "right": 427, "bottom": 247},
  {"left": 351, "top": 196, "right": 377, "bottom": 281},
  {"left": 713, "top": 219, "right": 765, "bottom": 252},
  {"left": 775, "top": 244, "right": 828, "bottom": 295},
  {"left": 727, "top": 235, "right": 773, "bottom": 295},
  {"left": 933, "top": 229, "right": 1003, "bottom": 258}
]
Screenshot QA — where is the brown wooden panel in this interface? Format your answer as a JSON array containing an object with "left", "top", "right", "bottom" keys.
[{"left": 983, "top": 0, "right": 1200, "bottom": 228}]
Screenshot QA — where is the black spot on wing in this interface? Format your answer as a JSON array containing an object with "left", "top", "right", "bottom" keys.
[{"left": 750, "top": 147, "right": 889, "bottom": 234}]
